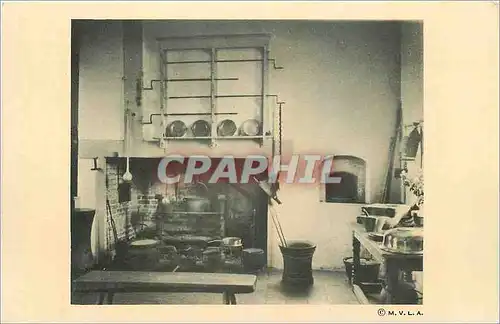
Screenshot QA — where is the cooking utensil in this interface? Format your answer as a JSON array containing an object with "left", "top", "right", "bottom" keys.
[
  {"left": 129, "top": 239, "right": 159, "bottom": 248},
  {"left": 382, "top": 104, "right": 402, "bottom": 202},
  {"left": 126, "top": 239, "right": 161, "bottom": 271},
  {"left": 221, "top": 237, "right": 243, "bottom": 257},
  {"left": 184, "top": 196, "right": 211, "bottom": 212},
  {"left": 242, "top": 248, "right": 266, "bottom": 272},
  {"left": 191, "top": 120, "right": 211, "bottom": 137},
  {"left": 240, "top": 119, "right": 261, "bottom": 136},
  {"left": 253, "top": 176, "right": 282, "bottom": 204},
  {"left": 166, "top": 120, "right": 187, "bottom": 137},
  {"left": 183, "top": 182, "right": 211, "bottom": 212},
  {"left": 123, "top": 157, "right": 133, "bottom": 182},
  {"left": 202, "top": 247, "right": 223, "bottom": 266},
  {"left": 361, "top": 204, "right": 398, "bottom": 218},
  {"left": 270, "top": 205, "right": 287, "bottom": 247},
  {"left": 368, "top": 232, "right": 384, "bottom": 242},
  {"left": 217, "top": 119, "right": 237, "bottom": 137},
  {"left": 221, "top": 237, "right": 242, "bottom": 247},
  {"left": 363, "top": 216, "right": 377, "bottom": 232},
  {"left": 343, "top": 257, "right": 380, "bottom": 283}
]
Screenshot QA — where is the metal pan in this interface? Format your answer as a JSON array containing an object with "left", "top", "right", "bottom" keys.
[
  {"left": 222, "top": 237, "right": 242, "bottom": 247},
  {"left": 240, "top": 119, "right": 261, "bottom": 136},
  {"left": 166, "top": 120, "right": 187, "bottom": 137},
  {"left": 217, "top": 119, "right": 237, "bottom": 137},
  {"left": 191, "top": 120, "right": 211, "bottom": 137}
]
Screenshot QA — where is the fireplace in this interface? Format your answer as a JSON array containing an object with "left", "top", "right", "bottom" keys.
[{"left": 103, "top": 157, "right": 269, "bottom": 269}]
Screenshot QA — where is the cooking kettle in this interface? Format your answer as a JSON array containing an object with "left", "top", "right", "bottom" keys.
[
  {"left": 183, "top": 196, "right": 211, "bottom": 212},
  {"left": 183, "top": 181, "right": 212, "bottom": 212}
]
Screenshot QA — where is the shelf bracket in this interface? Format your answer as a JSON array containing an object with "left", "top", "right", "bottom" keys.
[{"left": 210, "top": 48, "right": 217, "bottom": 148}]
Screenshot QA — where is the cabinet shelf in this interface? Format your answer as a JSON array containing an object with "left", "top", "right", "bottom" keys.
[
  {"left": 167, "top": 94, "right": 267, "bottom": 100},
  {"left": 163, "top": 58, "right": 283, "bottom": 70},
  {"left": 154, "top": 43, "right": 279, "bottom": 149},
  {"left": 155, "top": 135, "right": 273, "bottom": 141}
]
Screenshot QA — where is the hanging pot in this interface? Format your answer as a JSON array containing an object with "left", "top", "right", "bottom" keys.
[
  {"left": 191, "top": 120, "right": 211, "bottom": 137},
  {"left": 184, "top": 196, "right": 211, "bottom": 212}
]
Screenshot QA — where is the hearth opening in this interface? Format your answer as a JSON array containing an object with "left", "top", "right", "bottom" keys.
[
  {"left": 325, "top": 171, "right": 358, "bottom": 203},
  {"left": 322, "top": 155, "right": 367, "bottom": 204},
  {"left": 104, "top": 157, "right": 269, "bottom": 273}
]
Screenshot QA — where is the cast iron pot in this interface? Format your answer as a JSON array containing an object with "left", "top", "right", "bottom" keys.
[
  {"left": 343, "top": 257, "right": 380, "bottom": 283},
  {"left": 183, "top": 196, "right": 211, "bottom": 212}
]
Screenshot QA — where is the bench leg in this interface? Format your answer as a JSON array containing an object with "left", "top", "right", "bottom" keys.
[
  {"left": 107, "top": 292, "right": 115, "bottom": 305},
  {"left": 222, "top": 291, "right": 230, "bottom": 304},
  {"left": 222, "top": 291, "right": 237, "bottom": 305},
  {"left": 97, "top": 292, "right": 114, "bottom": 305},
  {"left": 98, "top": 292, "right": 106, "bottom": 305}
]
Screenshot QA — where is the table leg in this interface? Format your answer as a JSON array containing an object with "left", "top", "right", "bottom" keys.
[
  {"left": 385, "top": 259, "right": 399, "bottom": 304},
  {"left": 352, "top": 234, "right": 361, "bottom": 286}
]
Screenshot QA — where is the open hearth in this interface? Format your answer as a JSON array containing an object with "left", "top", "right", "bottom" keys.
[{"left": 104, "top": 157, "right": 269, "bottom": 273}]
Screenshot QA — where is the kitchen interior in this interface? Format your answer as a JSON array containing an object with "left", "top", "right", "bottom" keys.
[{"left": 71, "top": 20, "right": 424, "bottom": 305}]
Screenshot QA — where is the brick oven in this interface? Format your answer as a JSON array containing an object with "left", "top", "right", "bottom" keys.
[{"left": 322, "top": 155, "right": 367, "bottom": 204}]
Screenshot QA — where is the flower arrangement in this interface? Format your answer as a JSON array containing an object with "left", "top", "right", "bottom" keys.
[{"left": 400, "top": 168, "right": 424, "bottom": 206}]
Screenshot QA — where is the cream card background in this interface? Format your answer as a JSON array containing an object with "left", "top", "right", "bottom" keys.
[{"left": 1, "top": 1, "right": 499, "bottom": 322}]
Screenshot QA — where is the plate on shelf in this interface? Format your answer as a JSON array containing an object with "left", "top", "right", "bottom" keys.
[
  {"left": 217, "top": 119, "right": 237, "bottom": 137},
  {"left": 166, "top": 120, "right": 187, "bottom": 137},
  {"left": 240, "top": 119, "right": 261, "bottom": 136},
  {"left": 191, "top": 120, "right": 211, "bottom": 137}
]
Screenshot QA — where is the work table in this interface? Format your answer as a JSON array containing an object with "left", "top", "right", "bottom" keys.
[{"left": 351, "top": 223, "right": 423, "bottom": 304}]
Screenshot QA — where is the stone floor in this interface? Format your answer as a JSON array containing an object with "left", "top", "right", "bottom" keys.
[{"left": 72, "top": 269, "right": 360, "bottom": 305}]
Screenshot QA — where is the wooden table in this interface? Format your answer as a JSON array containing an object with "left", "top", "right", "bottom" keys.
[
  {"left": 72, "top": 270, "right": 257, "bottom": 305},
  {"left": 352, "top": 224, "right": 423, "bottom": 304}
]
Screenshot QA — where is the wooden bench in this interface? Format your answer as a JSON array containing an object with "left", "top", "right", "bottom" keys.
[{"left": 72, "top": 270, "right": 257, "bottom": 305}]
